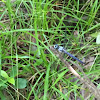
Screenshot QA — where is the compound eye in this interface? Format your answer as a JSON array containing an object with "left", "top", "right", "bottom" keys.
[{"left": 54, "top": 44, "right": 59, "bottom": 49}]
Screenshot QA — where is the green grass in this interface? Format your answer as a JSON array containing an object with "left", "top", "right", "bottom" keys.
[{"left": 0, "top": 0, "right": 100, "bottom": 99}]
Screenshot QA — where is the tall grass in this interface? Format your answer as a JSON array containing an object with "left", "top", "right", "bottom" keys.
[{"left": 0, "top": 0, "right": 100, "bottom": 99}]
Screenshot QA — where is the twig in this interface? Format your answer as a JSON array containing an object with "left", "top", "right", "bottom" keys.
[{"left": 50, "top": 46, "right": 100, "bottom": 99}]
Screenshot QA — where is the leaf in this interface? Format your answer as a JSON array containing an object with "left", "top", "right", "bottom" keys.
[
  {"left": 52, "top": 69, "right": 68, "bottom": 87},
  {"left": 91, "top": 32, "right": 98, "bottom": 37},
  {"left": 43, "top": 63, "right": 51, "bottom": 99},
  {"left": 10, "top": 66, "right": 17, "bottom": 77},
  {"left": 34, "top": 59, "right": 43, "bottom": 66},
  {"left": 1, "top": 0, "right": 6, "bottom": 3},
  {"left": 97, "top": 83, "right": 100, "bottom": 88},
  {"left": 8, "top": 77, "right": 15, "bottom": 85},
  {"left": 0, "top": 80, "right": 7, "bottom": 87},
  {"left": 1, "top": 70, "right": 9, "bottom": 79},
  {"left": 0, "top": 70, "right": 15, "bottom": 85},
  {"left": 96, "top": 34, "right": 100, "bottom": 44},
  {"left": 0, "top": 91, "right": 6, "bottom": 100},
  {"left": 15, "top": 78, "right": 27, "bottom": 89},
  {"left": 52, "top": 87, "right": 67, "bottom": 100}
]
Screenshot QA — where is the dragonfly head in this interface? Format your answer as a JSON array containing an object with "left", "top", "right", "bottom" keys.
[{"left": 54, "top": 44, "right": 59, "bottom": 49}]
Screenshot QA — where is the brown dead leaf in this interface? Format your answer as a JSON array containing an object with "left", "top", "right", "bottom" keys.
[{"left": 59, "top": 83, "right": 62, "bottom": 93}]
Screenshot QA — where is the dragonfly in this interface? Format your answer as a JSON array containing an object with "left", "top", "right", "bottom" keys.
[{"left": 54, "top": 44, "right": 85, "bottom": 64}]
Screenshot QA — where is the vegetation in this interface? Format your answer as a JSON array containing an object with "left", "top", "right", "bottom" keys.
[{"left": 0, "top": 0, "right": 100, "bottom": 100}]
